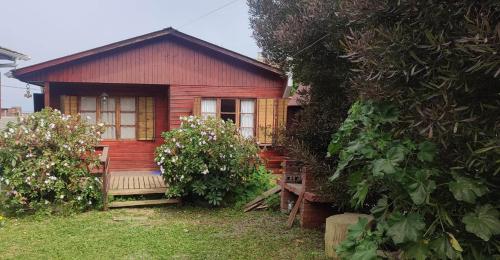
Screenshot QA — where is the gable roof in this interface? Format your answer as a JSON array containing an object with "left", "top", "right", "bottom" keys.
[{"left": 11, "top": 27, "right": 283, "bottom": 78}]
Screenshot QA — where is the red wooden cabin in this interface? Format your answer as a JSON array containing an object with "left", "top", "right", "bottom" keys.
[{"left": 12, "top": 28, "right": 288, "bottom": 172}]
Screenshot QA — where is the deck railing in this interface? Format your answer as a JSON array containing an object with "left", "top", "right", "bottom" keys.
[{"left": 93, "top": 145, "right": 110, "bottom": 210}]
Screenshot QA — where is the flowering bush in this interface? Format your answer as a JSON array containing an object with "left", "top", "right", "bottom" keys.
[
  {"left": 0, "top": 108, "right": 105, "bottom": 214},
  {"left": 155, "top": 116, "right": 262, "bottom": 206}
]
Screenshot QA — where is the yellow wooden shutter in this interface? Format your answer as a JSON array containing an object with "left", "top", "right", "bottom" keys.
[
  {"left": 137, "top": 97, "right": 155, "bottom": 140},
  {"left": 256, "top": 98, "right": 275, "bottom": 144},
  {"left": 276, "top": 98, "right": 288, "bottom": 130},
  {"left": 60, "top": 95, "right": 78, "bottom": 115},
  {"left": 193, "top": 97, "right": 201, "bottom": 116},
  {"left": 256, "top": 98, "right": 288, "bottom": 145}
]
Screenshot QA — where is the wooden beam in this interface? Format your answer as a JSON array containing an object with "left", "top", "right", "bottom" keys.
[
  {"left": 287, "top": 190, "right": 305, "bottom": 229},
  {"left": 243, "top": 186, "right": 281, "bottom": 211},
  {"left": 109, "top": 198, "right": 180, "bottom": 208},
  {"left": 44, "top": 82, "right": 50, "bottom": 108}
]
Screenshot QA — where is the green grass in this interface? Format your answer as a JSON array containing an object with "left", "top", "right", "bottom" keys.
[{"left": 0, "top": 207, "right": 326, "bottom": 259}]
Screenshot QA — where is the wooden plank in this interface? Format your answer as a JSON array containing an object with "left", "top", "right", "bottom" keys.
[
  {"left": 109, "top": 198, "right": 180, "bottom": 208},
  {"left": 244, "top": 186, "right": 281, "bottom": 211},
  {"left": 287, "top": 190, "right": 305, "bottom": 229},
  {"left": 108, "top": 187, "right": 167, "bottom": 196},
  {"left": 149, "top": 176, "right": 156, "bottom": 188},
  {"left": 143, "top": 176, "right": 151, "bottom": 189}
]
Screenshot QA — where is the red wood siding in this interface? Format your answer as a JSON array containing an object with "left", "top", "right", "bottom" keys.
[{"left": 21, "top": 36, "right": 285, "bottom": 89}]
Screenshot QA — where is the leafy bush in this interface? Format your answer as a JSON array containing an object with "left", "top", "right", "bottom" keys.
[
  {"left": 155, "top": 116, "right": 261, "bottom": 206},
  {"left": 330, "top": 102, "right": 500, "bottom": 259},
  {"left": 0, "top": 108, "right": 104, "bottom": 214}
]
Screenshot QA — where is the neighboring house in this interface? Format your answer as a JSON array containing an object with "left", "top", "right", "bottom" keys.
[
  {"left": 11, "top": 28, "right": 288, "bottom": 171},
  {"left": 1, "top": 106, "right": 22, "bottom": 117},
  {"left": 0, "top": 46, "right": 29, "bottom": 120},
  {"left": 285, "top": 85, "right": 309, "bottom": 128}
]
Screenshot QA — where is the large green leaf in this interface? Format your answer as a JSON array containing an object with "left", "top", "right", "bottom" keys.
[
  {"left": 407, "top": 170, "right": 436, "bottom": 205},
  {"left": 372, "top": 158, "right": 396, "bottom": 177},
  {"left": 351, "top": 240, "right": 378, "bottom": 260},
  {"left": 346, "top": 217, "right": 370, "bottom": 241},
  {"left": 448, "top": 176, "right": 488, "bottom": 204},
  {"left": 370, "top": 196, "right": 389, "bottom": 218},
  {"left": 386, "top": 145, "right": 407, "bottom": 163},
  {"left": 404, "top": 240, "right": 430, "bottom": 260},
  {"left": 430, "top": 235, "right": 461, "bottom": 259},
  {"left": 387, "top": 212, "right": 425, "bottom": 244},
  {"left": 462, "top": 204, "right": 500, "bottom": 241},
  {"left": 352, "top": 180, "right": 370, "bottom": 208},
  {"left": 417, "top": 141, "right": 437, "bottom": 162}
]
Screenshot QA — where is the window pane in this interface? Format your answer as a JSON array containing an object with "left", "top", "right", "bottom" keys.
[
  {"left": 81, "top": 112, "right": 97, "bottom": 124},
  {"left": 101, "top": 97, "right": 115, "bottom": 112},
  {"left": 221, "top": 113, "right": 236, "bottom": 123},
  {"left": 80, "top": 96, "right": 96, "bottom": 111},
  {"left": 201, "top": 99, "right": 216, "bottom": 114},
  {"left": 120, "top": 97, "right": 136, "bottom": 112},
  {"left": 101, "top": 112, "right": 115, "bottom": 124},
  {"left": 240, "top": 114, "right": 254, "bottom": 127},
  {"left": 121, "top": 113, "right": 136, "bottom": 125},
  {"left": 241, "top": 127, "right": 254, "bottom": 138},
  {"left": 121, "top": 127, "right": 136, "bottom": 139},
  {"left": 102, "top": 126, "right": 116, "bottom": 139},
  {"left": 240, "top": 100, "right": 255, "bottom": 113},
  {"left": 221, "top": 99, "right": 236, "bottom": 113},
  {"left": 202, "top": 113, "right": 216, "bottom": 119}
]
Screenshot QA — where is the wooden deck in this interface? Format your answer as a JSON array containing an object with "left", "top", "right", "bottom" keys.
[{"left": 108, "top": 171, "right": 167, "bottom": 196}]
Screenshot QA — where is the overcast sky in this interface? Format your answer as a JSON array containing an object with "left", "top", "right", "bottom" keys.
[{"left": 0, "top": 0, "right": 259, "bottom": 112}]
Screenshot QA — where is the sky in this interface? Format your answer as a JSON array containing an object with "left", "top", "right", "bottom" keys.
[{"left": 0, "top": 0, "right": 260, "bottom": 112}]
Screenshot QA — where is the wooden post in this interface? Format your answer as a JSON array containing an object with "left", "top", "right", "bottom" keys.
[{"left": 44, "top": 82, "right": 50, "bottom": 108}]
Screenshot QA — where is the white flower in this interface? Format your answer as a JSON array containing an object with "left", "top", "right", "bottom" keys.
[
  {"left": 88, "top": 201, "right": 92, "bottom": 205},
  {"left": 60, "top": 195, "right": 65, "bottom": 199},
  {"left": 202, "top": 169, "right": 209, "bottom": 175},
  {"left": 49, "top": 123, "right": 55, "bottom": 129},
  {"left": 220, "top": 166, "right": 227, "bottom": 171},
  {"left": 77, "top": 196, "right": 82, "bottom": 201},
  {"left": 45, "top": 200, "right": 49, "bottom": 205},
  {"left": 164, "top": 148, "right": 171, "bottom": 154},
  {"left": 8, "top": 128, "right": 14, "bottom": 133}
]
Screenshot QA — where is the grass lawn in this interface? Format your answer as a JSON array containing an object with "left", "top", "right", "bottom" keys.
[{"left": 0, "top": 206, "right": 326, "bottom": 259}]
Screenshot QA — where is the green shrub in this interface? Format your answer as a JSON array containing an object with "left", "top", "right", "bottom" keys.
[
  {"left": 0, "top": 108, "right": 105, "bottom": 215},
  {"left": 330, "top": 101, "right": 500, "bottom": 259},
  {"left": 155, "top": 116, "right": 261, "bottom": 206}
]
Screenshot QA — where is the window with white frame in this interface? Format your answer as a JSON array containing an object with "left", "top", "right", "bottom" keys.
[{"left": 200, "top": 98, "right": 256, "bottom": 138}]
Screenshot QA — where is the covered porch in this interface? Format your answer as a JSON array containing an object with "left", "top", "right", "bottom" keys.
[{"left": 44, "top": 82, "right": 169, "bottom": 171}]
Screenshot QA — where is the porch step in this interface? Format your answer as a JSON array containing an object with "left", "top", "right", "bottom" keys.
[
  {"left": 109, "top": 198, "right": 181, "bottom": 208},
  {"left": 109, "top": 187, "right": 166, "bottom": 196}
]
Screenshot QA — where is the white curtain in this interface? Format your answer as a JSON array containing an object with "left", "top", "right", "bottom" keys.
[
  {"left": 80, "top": 96, "right": 96, "bottom": 124},
  {"left": 201, "top": 99, "right": 217, "bottom": 119},
  {"left": 120, "top": 97, "right": 136, "bottom": 139},
  {"left": 240, "top": 100, "right": 255, "bottom": 138},
  {"left": 101, "top": 97, "right": 116, "bottom": 139}
]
